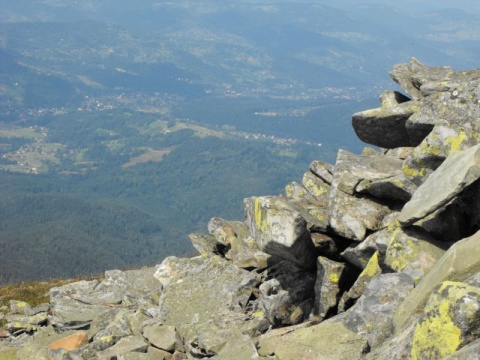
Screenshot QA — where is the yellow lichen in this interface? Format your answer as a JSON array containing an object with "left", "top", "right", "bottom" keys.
[
  {"left": 411, "top": 281, "right": 466, "bottom": 359},
  {"left": 403, "top": 163, "right": 426, "bottom": 179},
  {"left": 329, "top": 272, "right": 340, "bottom": 283},
  {"left": 445, "top": 129, "right": 468, "bottom": 153},
  {"left": 252, "top": 310, "right": 265, "bottom": 318},
  {"left": 361, "top": 251, "right": 380, "bottom": 278}
]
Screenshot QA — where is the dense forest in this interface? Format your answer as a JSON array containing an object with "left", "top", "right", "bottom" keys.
[{"left": 0, "top": 109, "right": 335, "bottom": 284}]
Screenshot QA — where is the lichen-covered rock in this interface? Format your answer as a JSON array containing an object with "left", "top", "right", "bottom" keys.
[
  {"left": 156, "top": 256, "right": 263, "bottom": 351},
  {"left": 313, "top": 257, "right": 348, "bottom": 320},
  {"left": 338, "top": 251, "right": 382, "bottom": 313},
  {"left": 394, "top": 230, "right": 480, "bottom": 332},
  {"left": 411, "top": 281, "right": 480, "bottom": 359},
  {"left": 189, "top": 233, "right": 220, "bottom": 258},
  {"left": 382, "top": 227, "right": 446, "bottom": 284},
  {"left": 143, "top": 322, "right": 182, "bottom": 353},
  {"left": 244, "top": 196, "right": 317, "bottom": 268},
  {"left": 444, "top": 339, "right": 480, "bottom": 360},
  {"left": 259, "top": 260, "right": 315, "bottom": 326},
  {"left": 309, "top": 160, "right": 334, "bottom": 185},
  {"left": 343, "top": 273, "right": 414, "bottom": 350},
  {"left": 399, "top": 144, "right": 480, "bottom": 226},
  {"left": 328, "top": 150, "right": 394, "bottom": 241},
  {"left": 341, "top": 228, "right": 392, "bottom": 269},
  {"left": 95, "top": 335, "right": 149, "bottom": 360},
  {"left": 302, "top": 171, "right": 330, "bottom": 205},
  {"left": 285, "top": 181, "right": 316, "bottom": 203}
]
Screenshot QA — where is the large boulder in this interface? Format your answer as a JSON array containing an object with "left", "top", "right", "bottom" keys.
[{"left": 244, "top": 196, "right": 317, "bottom": 268}]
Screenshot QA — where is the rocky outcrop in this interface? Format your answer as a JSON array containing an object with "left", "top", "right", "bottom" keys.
[{"left": 3, "top": 59, "right": 480, "bottom": 359}]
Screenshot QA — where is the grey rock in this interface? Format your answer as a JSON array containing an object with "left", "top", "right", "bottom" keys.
[
  {"left": 394, "top": 230, "right": 480, "bottom": 332},
  {"left": 313, "top": 257, "right": 348, "bottom": 320},
  {"left": 244, "top": 196, "right": 317, "bottom": 268},
  {"left": 411, "top": 281, "right": 480, "bottom": 359},
  {"left": 343, "top": 273, "right": 414, "bottom": 349},
  {"left": 302, "top": 171, "right": 330, "bottom": 205},
  {"left": 259, "top": 260, "right": 316, "bottom": 326},
  {"left": 95, "top": 335, "right": 148, "bottom": 360},
  {"left": 382, "top": 227, "right": 446, "bottom": 285},
  {"left": 284, "top": 181, "right": 316, "bottom": 203},
  {"left": 143, "top": 323, "right": 182, "bottom": 353},
  {"left": 309, "top": 160, "right": 334, "bottom": 185},
  {"left": 444, "top": 339, "right": 480, "bottom": 360},
  {"left": 328, "top": 150, "right": 394, "bottom": 241},
  {"left": 399, "top": 144, "right": 480, "bottom": 225},
  {"left": 352, "top": 91, "right": 419, "bottom": 148},
  {"left": 189, "top": 233, "right": 220, "bottom": 258}
]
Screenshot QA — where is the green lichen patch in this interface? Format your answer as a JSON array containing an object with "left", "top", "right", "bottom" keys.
[{"left": 411, "top": 281, "right": 480, "bottom": 359}]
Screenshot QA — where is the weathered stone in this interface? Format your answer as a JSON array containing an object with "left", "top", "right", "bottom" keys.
[
  {"left": 352, "top": 91, "right": 419, "bottom": 148},
  {"left": 394, "top": 231, "right": 480, "bottom": 331},
  {"left": 156, "top": 256, "right": 261, "bottom": 345},
  {"left": 328, "top": 150, "right": 394, "bottom": 241},
  {"left": 147, "top": 346, "right": 172, "bottom": 359},
  {"left": 444, "top": 339, "right": 480, "bottom": 360},
  {"left": 338, "top": 251, "right": 382, "bottom": 313},
  {"left": 302, "top": 171, "right": 330, "bottom": 205},
  {"left": 244, "top": 196, "right": 317, "bottom": 268},
  {"left": 313, "top": 257, "right": 347, "bottom": 319},
  {"left": 257, "top": 320, "right": 368, "bottom": 360},
  {"left": 5, "top": 312, "right": 48, "bottom": 333},
  {"left": 189, "top": 233, "right": 220, "bottom": 258},
  {"left": 96, "top": 336, "right": 148, "bottom": 360},
  {"left": 382, "top": 227, "right": 446, "bottom": 285},
  {"left": 343, "top": 273, "right": 414, "bottom": 349},
  {"left": 364, "top": 321, "right": 416, "bottom": 360},
  {"left": 356, "top": 174, "right": 416, "bottom": 202},
  {"left": 143, "top": 323, "right": 182, "bottom": 353},
  {"left": 92, "top": 310, "right": 133, "bottom": 347},
  {"left": 207, "top": 217, "right": 235, "bottom": 246},
  {"left": 399, "top": 144, "right": 480, "bottom": 225},
  {"left": 48, "top": 331, "right": 89, "bottom": 351},
  {"left": 389, "top": 58, "right": 455, "bottom": 99},
  {"left": 411, "top": 281, "right": 480, "bottom": 359},
  {"left": 259, "top": 260, "right": 316, "bottom": 326},
  {"left": 16, "top": 326, "right": 71, "bottom": 360},
  {"left": 211, "top": 333, "right": 259, "bottom": 360},
  {"left": 285, "top": 181, "right": 316, "bottom": 204},
  {"left": 341, "top": 228, "right": 391, "bottom": 269},
  {"left": 309, "top": 160, "right": 334, "bottom": 185}
]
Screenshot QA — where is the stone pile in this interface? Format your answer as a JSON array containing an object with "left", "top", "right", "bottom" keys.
[{"left": 2, "top": 59, "right": 480, "bottom": 359}]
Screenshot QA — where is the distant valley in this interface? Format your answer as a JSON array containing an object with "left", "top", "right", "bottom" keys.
[{"left": 1, "top": 0, "right": 480, "bottom": 284}]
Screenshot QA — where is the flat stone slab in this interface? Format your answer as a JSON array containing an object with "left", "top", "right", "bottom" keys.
[{"left": 399, "top": 144, "right": 480, "bottom": 225}]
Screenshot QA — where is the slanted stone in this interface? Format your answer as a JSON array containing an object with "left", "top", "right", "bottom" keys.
[
  {"left": 96, "top": 336, "right": 148, "bottom": 360},
  {"left": 382, "top": 227, "right": 446, "bottom": 285},
  {"left": 285, "top": 182, "right": 315, "bottom": 203},
  {"left": 48, "top": 331, "right": 89, "bottom": 351},
  {"left": 302, "top": 171, "right": 330, "bottom": 205},
  {"left": 343, "top": 273, "right": 414, "bottom": 350},
  {"left": 309, "top": 160, "right": 334, "bottom": 185},
  {"left": 328, "top": 150, "right": 394, "bottom": 241},
  {"left": 394, "top": 231, "right": 480, "bottom": 331},
  {"left": 189, "top": 233, "right": 220, "bottom": 258},
  {"left": 444, "top": 339, "right": 480, "bottom": 360},
  {"left": 399, "top": 144, "right": 480, "bottom": 225},
  {"left": 389, "top": 58, "right": 454, "bottom": 99},
  {"left": 411, "top": 281, "right": 480, "bottom": 359},
  {"left": 339, "top": 252, "right": 381, "bottom": 313},
  {"left": 257, "top": 321, "right": 368, "bottom": 360},
  {"left": 156, "top": 256, "right": 261, "bottom": 347},
  {"left": 212, "top": 333, "right": 259, "bottom": 360},
  {"left": 244, "top": 196, "right": 317, "bottom": 268},
  {"left": 143, "top": 323, "right": 182, "bottom": 353},
  {"left": 313, "top": 257, "right": 348, "bottom": 320},
  {"left": 259, "top": 260, "right": 315, "bottom": 326},
  {"left": 341, "top": 228, "right": 391, "bottom": 269},
  {"left": 356, "top": 174, "right": 416, "bottom": 202},
  {"left": 352, "top": 91, "right": 419, "bottom": 148}
]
